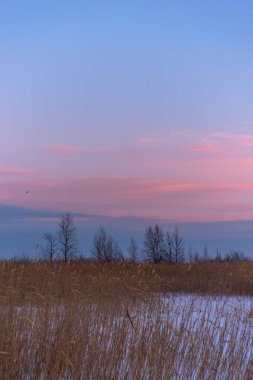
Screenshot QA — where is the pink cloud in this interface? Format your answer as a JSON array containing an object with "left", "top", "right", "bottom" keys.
[
  {"left": 43, "top": 144, "right": 86, "bottom": 157},
  {"left": 135, "top": 137, "right": 157, "bottom": 145},
  {"left": 191, "top": 142, "right": 220, "bottom": 153},
  {"left": 203, "top": 132, "right": 253, "bottom": 151},
  {"left": 2, "top": 130, "right": 253, "bottom": 223},
  {"left": 25, "top": 216, "right": 94, "bottom": 223},
  {"left": 134, "top": 131, "right": 253, "bottom": 155},
  {"left": 0, "top": 167, "right": 34, "bottom": 176},
  {"left": 237, "top": 136, "right": 253, "bottom": 149},
  {"left": 2, "top": 175, "right": 253, "bottom": 223}
]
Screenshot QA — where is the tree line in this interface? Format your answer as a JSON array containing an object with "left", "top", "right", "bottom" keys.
[{"left": 40, "top": 213, "right": 249, "bottom": 263}]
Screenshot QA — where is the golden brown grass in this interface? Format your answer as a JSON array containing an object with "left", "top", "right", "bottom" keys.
[{"left": 0, "top": 260, "right": 253, "bottom": 379}]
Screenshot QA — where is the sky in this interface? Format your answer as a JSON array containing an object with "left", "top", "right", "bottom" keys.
[{"left": 0, "top": 1, "right": 253, "bottom": 257}]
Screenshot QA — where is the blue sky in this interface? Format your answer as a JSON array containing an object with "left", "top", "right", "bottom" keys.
[{"left": 0, "top": 1, "right": 253, "bottom": 257}]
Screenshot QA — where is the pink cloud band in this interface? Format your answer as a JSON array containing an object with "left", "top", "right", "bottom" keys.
[
  {"left": 1, "top": 175, "right": 253, "bottom": 223},
  {"left": 0, "top": 167, "right": 34, "bottom": 176},
  {"left": 43, "top": 144, "right": 85, "bottom": 157}
]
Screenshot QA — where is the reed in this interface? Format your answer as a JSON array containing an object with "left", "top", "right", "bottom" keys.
[{"left": 0, "top": 260, "right": 252, "bottom": 379}]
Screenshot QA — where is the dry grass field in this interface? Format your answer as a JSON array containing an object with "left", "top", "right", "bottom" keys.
[{"left": 1, "top": 260, "right": 253, "bottom": 379}]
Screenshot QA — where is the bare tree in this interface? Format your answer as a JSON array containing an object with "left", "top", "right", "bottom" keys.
[
  {"left": 165, "top": 232, "right": 174, "bottom": 263},
  {"left": 58, "top": 213, "right": 78, "bottom": 262},
  {"left": 224, "top": 250, "right": 249, "bottom": 262},
  {"left": 188, "top": 247, "right": 193, "bottom": 263},
  {"left": 194, "top": 251, "right": 200, "bottom": 262},
  {"left": 215, "top": 250, "right": 222, "bottom": 261},
  {"left": 41, "top": 233, "right": 58, "bottom": 261},
  {"left": 91, "top": 227, "right": 124, "bottom": 262},
  {"left": 202, "top": 245, "right": 209, "bottom": 262},
  {"left": 92, "top": 226, "right": 106, "bottom": 262},
  {"left": 105, "top": 235, "right": 123, "bottom": 261},
  {"left": 144, "top": 224, "right": 166, "bottom": 263},
  {"left": 128, "top": 237, "right": 139, "bottom": 262},
  {"left": 172, "top": 227, "right": 185, "bottom": 262}
]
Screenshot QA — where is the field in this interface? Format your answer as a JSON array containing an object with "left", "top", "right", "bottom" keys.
[{"left": 1, "top": 260, "right": 253, "bottom": 379}]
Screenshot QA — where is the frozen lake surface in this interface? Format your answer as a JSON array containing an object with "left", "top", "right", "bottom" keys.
[
  {"left": 2, "top": 294, "right": 253, "bottom": 379},
  {"left": 116, "top": 294, "right": 253, "bottom": 379}
]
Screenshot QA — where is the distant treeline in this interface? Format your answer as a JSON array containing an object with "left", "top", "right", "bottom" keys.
[{"left": 28, "top": 213, "right": 250, "bottom": 263}]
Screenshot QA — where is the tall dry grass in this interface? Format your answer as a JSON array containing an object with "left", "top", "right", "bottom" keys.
[{"left": 0, "top": 260, "right": 253, "bottom": 379}]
